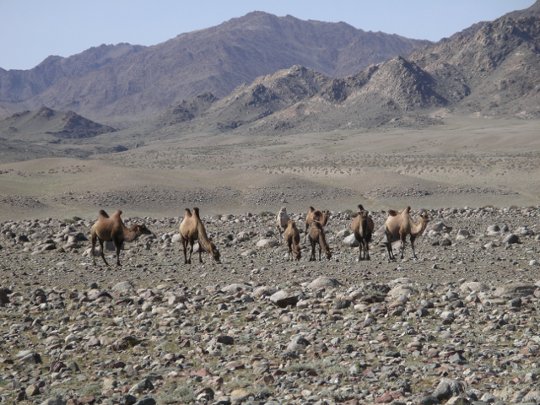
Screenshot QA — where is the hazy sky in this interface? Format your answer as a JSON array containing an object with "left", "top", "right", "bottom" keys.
[{"left": 1, "top": 0, "right": 535, "bottom": 70}]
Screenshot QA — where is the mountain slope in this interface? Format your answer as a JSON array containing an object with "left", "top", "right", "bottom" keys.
[
  {"left": 0, "top": 12, "right": 429, "bottom": 121},
  {"left": 156, "top": 2, "right": 539, "bottom": 134}
]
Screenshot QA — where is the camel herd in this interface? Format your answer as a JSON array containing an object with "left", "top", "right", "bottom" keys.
[{"left": 90, "top": 205, "right": 430, "bottom": 266}]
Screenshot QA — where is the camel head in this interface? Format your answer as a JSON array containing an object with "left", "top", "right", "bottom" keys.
[
  {"left": 419, "top": 211, "right": 430, "bottom": 224},
  {"left": 133, "top": 224, "right": 153, "bottom": 237},
  {"left": 208, "top": 241, "right": 221, "bottom": 263}
]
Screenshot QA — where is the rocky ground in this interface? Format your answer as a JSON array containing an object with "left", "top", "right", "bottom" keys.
[{"left": 1, "top": 206, "right": 540, "bottom": 404}]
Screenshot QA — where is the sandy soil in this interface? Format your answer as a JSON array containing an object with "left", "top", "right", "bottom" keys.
[{"left": 0, "top": 116, "right": 539, "bottom": 222}]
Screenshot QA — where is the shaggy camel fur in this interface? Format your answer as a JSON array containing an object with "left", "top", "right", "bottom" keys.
[
  {"left": 91, "top": 209, "right": 152, "bottom": 266},
  {"left": 351, "top": 204, "right": 375, "bottom": 261},
  {"left": 283, "top": 219, "right": 301, "bottom": 261},
  {"left": 304, "top": 206, "right": 330, "bottom": 240},
  {"left": 276, "top": 207, "right": 290, "bottom": 240},
  {"left": 308, "top": 221, "right": 332, "bottom": 261},
  {"left": 384, "top": 206, "right": 429, "bottom": 260},
  {"left": 179, "top": 207, "right": 221, "bottom": 264}
]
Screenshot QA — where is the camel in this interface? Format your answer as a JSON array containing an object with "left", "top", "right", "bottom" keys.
[
  {"left": 179, "top": 207, "right": 221, "bottom": 264},
  {"left": 384, "top": 206, "right": 429, "bottom": 260},
  {"left": 304, "top": 206, "right": 330, "bottom": 240},
  {"left": 90, "top": 209, "right": 152, "bottom": 266},
  {"left": 276, "top": 207, "right": 290, "bottom": 240},
  {"left": 350, "top": 204, "right": 375, "bottom": 261},
  {"left": 283, "top": 219, "right": 301, "bottom": 261},
  {"left": 308, "top": 221, "right": 332, "bottom": 261}
]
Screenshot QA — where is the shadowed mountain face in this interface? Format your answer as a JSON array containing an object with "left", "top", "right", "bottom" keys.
[{"left": 0, "top": 12, "right": 429, "bottom": 121}]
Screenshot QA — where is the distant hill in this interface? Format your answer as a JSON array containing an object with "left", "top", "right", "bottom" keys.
[
  {"left": 0, "top": 12, "right": 429, "bottom": 122},
  {"left": 0, "top": 106, "right": 116, "bottom": 140},
  {"left": 156, "top": 1, "right": 540, "bottom": 134}
]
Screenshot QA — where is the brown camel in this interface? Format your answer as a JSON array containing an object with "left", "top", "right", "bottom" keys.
[
  {"left": 351, "top": 204, "right": 375, "bottom": 261},
  {"left": 179, "top": 207, "right": 221, "bottom": 264},
  {"left": 384, "top": 206, "right": 429, "bottom": 260},
  {"left": 308, "top": 221, "right": 332, "bottom": 261},
  {"left": 283, "top": 219, "right": 301, "bottom": 261},
  {"left": 304, "top": 206, "right": 330, "bottom": 240},
  {"left": 91, "top": 209, "right": 152, "bottom": 266},
  {"left": 276, "top": 207, "right": 290, "bottom": 240}
]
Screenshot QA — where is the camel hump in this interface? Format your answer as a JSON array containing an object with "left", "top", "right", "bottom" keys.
[
  {"left": 98, "top": 209, "right": 109, "bottom": 218},
  {"left": 308, "top": 206, "right": 315, "bottom": 212},
  {"left": 193, "top": 207, "right": 200, "bottom": 217},
  {"left": 405, "top": 206, "right": 411, "bottom": 213},
  {"left": 112, "top": 210, "right": 123, "bottom": 218},
  {"left": 387, "top": 209, "right": 398, "bottom": 216},
  {"left": 357, "top": 204, "right": 365, "bottom": 211},
  {"left": 184, "top": 208, "right": 192, "bottom": 217}
]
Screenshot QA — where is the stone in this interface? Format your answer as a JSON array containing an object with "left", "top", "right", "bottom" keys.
[
  {"left": 270, "top": 290, "right": 299, "bottom": 307},
  {"left": 307, "top": 276, "right": 341, "bottom": 290},
  {"left": 0, "top": 287, "right": 10, "bottom": 305},
  {"left": 433, "top": 378, "right": 466, "bottom": 401},
  {"left": 502, "top": 234, "right": 519, "bottom": 244}
]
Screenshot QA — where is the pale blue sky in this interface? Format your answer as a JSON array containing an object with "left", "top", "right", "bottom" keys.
[{"left": 0, "top": 0, "right": 535, "bottom": 70}]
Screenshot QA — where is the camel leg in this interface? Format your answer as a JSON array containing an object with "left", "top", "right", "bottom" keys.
[
  {"left": 385, "top": 231, "right": 395, "bottom": 261},
  {"left": 198, "top": 242, "right": 203, "bottom": 263},
  {"left": 181, "top": 237, "right": 188, "bottom": 264},
  {"left": 400, "top": 235, "right": 406, "bottom": 259},
  {"left": 365, "top": 240, "right": 370, "bottom": 260},
  {"left": 410, "top": 235, "right": 418, "bottom": 259},
  {"left": 98, "top": 239, "right": 109, "bottom": 267},
  {"left": 91, "top": 234, "right": 97, "bottom": 265},
  {"left": 309, "top": 240, "right": 316, "bottom": 261},
  {"left": 113, "top": 238, "right": 122, "bottom": 266},
  {"left": 187, "top": 239, "right": 193, "bottom": 264},
  {"left": 318, "top": 243, "right": 322, "bottom": 261}
]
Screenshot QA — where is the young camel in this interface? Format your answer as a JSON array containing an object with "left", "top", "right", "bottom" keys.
[
  {"left": 276, "top": 207, "right": 290, "bottom": 240},
  {"left": 351, "top": 204, "right": 375, "bottom": 261},
  {"left": 91, "top": 209, "right": 152, "bottom": 266},
  {"left": 283, "top": 219, "right": 301, "bottom": 261},
  {"left": 384, "top": 206, "right": 429, "bottom": 261},
  {"left": 179, "top": 207, "right": 221, "bottom": 264},
  {"left": 308, "top": 221, "right": 332, "bottom": 261},
  {"left": 304, "top": 206, "right": 330, "bottom": 240}
]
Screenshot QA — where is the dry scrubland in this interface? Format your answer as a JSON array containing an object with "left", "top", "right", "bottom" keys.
[{"left": 1, "top": 117, "right": 540, "bottom": 404}]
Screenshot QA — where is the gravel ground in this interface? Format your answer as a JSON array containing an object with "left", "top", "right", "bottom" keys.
[{"left": 1, "top": 206, "right": 540, "bottom": 404}]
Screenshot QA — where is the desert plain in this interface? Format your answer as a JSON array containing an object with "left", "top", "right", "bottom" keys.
[{"left": 1, "top": 115, "right": 540, "bottom": 404}]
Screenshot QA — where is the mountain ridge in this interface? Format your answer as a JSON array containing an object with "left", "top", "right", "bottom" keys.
[{"left": 0, "top": 11, "right": 430, "bottom": 121}]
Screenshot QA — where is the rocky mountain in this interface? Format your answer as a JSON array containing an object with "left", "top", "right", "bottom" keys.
[
  {"left": 159, "top": 1, "right": 539, "bottom": 134},
  {"left": 0, "top": 106, "right": 116, "bottom": 140},
  {"left": 0, "top": 12, "right": 429, "bottom": 122}
]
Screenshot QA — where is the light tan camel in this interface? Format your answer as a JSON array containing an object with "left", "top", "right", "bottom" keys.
[
  {"left": 384, "top": 206, "right": 429, "bottom": 260},
  {"left": 276, "top": 207, "right": 290, "bottom": 240},
  {"left": 308, "top": 221, "right": 332, "bottom": 261},
  {"left": 179, "top": 207, "right": 221, "bottom": 264},
  {"left": 283, "top": 219, "right": 301, "bottom": 261},
  {"left": 350, "top": 204, "right": 375, "bottom": 261},
  {"left": 91, "top": 209, "right": 152, "bottom": 266},
  {"left": 304, "top": 206, "right": 330, "bottom": 240}
]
